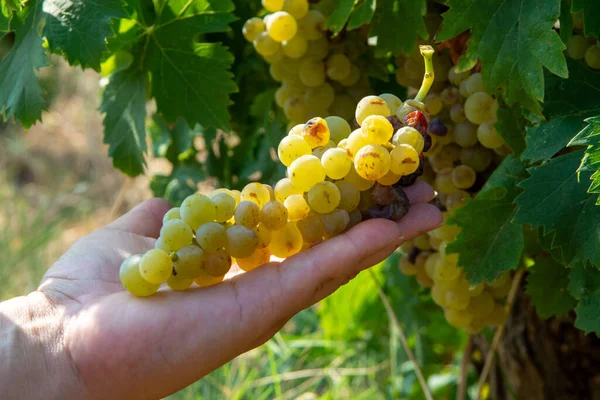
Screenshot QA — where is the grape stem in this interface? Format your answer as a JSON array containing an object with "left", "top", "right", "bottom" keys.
[{"left": 414, "top": 45, "right": 435, "bottom": 103}]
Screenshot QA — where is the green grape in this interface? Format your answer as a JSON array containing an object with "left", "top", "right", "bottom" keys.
[
  {"left": 241, "top": 182, "right": 271, "bottom": 208},
  {"left": 466, "top": 290, "right": 495, "bottom": 318},
  {"left": 282, "top": 35, "right": 308, "bottom": 58},
  {"left": 254, "top": 222, "right": 272, "bottom": 248},
  {"left": 288, "top": 123, "right": 304, "bottom": 136},
  {"left": 445, "top": 190, "right": 471, "bottom": 212},
  {"left": 460, "top": 145, "right": 493, "bottom": 172},
  {"left": 120, "top": 255, "right": 160, "bottom": 297},
  {"left": 454, "top": 122, "right": 478, "bottom": 148},
  {"left": 305, "top": 36, "right": 329, "bottom": 59},
  {"left": 298, "top": 9, "right": 325, "bottom": 40},
  {"left": 304, "top": 83, "right": 335, "bottom": 111},
  {"left": 302, "top": 117, "right": 331, "bottom": 148},
  {"left": 414, "top": 234, "right": 431, "bottom": 250},
  {"left": 464, "top": 92, "right": 494, "bottom": 124},
  {"left": 467, "top": 281, "right": 485, "bottom": 297},
  {"left": 424, "top": 93, "right": 443, "bottom": 116},
  {"left": 465, "top": 73, "right": 484, "bottom": 95},
  {"left": 284, "top": 193, "right": 311, "bottom": 220},
  {"left": 390, "top": 144, "right": 419, "bottom": 176},
  {"left": 180, "top": 194, "right": 217, "bottom": 231},
  {"left": 194, "top": 270, "right": 225, "bottom": 287},
  {"left": 230, "top": 190, "right": 242, "bottom": 204},
  {"left": 269, "top": 222, "right": 303, "bottom": 258},
  {"left": 262, "top": 0, "right": 284, "bottom": 12},
  {"left": 312, "top": 143, "right": 332, "bottom": 159},
  {"left": 451, "top": 165, "right": 477, "bottom": 189},
  {"left": 378, "top": 93, "right": 402, "bottom": 114},
  {"left": 448, "top": 65, "right": 470, "bottom": 86},
  {"left": 354, "top": 145, "right": 391, "bottom": 181},
  {"left": 205, "top": 248, "right": 233, "bottom": 277},
  {"left": 298, "top": 58, "right": 325, "bottom": 87},
  {"left": 346, "top": 129, "right": 369, "bottom": 158},
  {"left": 444, "top": 308, "right": 473, "bottom": 329},
  {"left": 174, "top": 245, "right": 207, "bottom": 279},
  {"left": 320, "top": 148, "right": 351, "bottom": 179},
  {"left": 377, "top": 170, "right": 401, "bottom": 186},
  {"left": 361, "top": 115, "right": 394, "bottom": 145},
  {"left": 339, "top": 64, "right": 361, "bottom": 87},
  {"left": 267, "top": 11, "right": 298, "bottom": 42},
  {"left": 434, "top": 257, "right": 461, "bottom": 282},
  {"left": 325, "top": 116, "right": 351, "bottom": 144},
  {"left": 278, "top": 135, "right": 312, "bottom": 167},
  {"left": 392, "top": 126, "right": 425, "bottom": 153},
  {"left": 329, "top": 94, "right": 356, "bottom": 122},
  {"left": 212, "top": 193, "right": 236, "bottom": 223},
  {"left": 458, "top": 79, "right": 470, "bottom": 98},
  {"left": 434, "top": 172, "right": 458, "bottom": 195},
  {"left": 254, "top": 32, "right": 281, "bottom": 56},
  {"left": 307, "top": 181, "right": 341, "bottom": 214},
  {"left": 261, "top": 201, "right": 289, "bottom": 230},
  {"left": 167, "top": 274, "right": 194, "bottom": 291},
  {"left": 585, "top": 44, "right": 600, "bottom": 70},
  {"left": 429, "top": 146, "right": 456, "bottom": 174},
  {"left": 269, "top": 63, "right": 286, "bottom": 82},
  {"left": 237, "top": 247, "right": 272, "bottom": 272},
  {"left": 296, "top": 212, "right": 325, "bottom": 244},
  {"left": 325, "top": 53, "right": 351, "bottom": 81},
  {"left": 440, "top": 86, "right": 460, "bottom": 105},
  {"left": 288, "top": 155, "right": 326, "bottom": 191},
  {"left": 344, "top": 164, "right": 375, "bottom": 191},
  {"left": 477, "top": 120, "right": 505, "bottom": 149},
  {"left": 155, "top": 237, "right": 170, "bottom": 252},
  {"left": 162, "top": 207, "right": 181, "bottom": 223},
  {"left": 243, "top": 17, "right": 266, "bottom": 42},
  {"left": 283, "top": 94, "right": 309, "bottom": 121},
  {"left": 226, "top": 225, "right": 259, "bottom": 259},
  {"left": 567, "top": 34, "right": 588, "bottom": 60},
  {"left": 450, "top": 104, "right": 466, "bottom": 123},
  {"left": 140, "top": 249, "right": 173, "bottom": 284},
  {"left": 334, "top": 181, "right": 360, "bottom": 212},
  {"left": 424, "top": 252, "right": 440, "bottom": 279},
  {"left": 274, "top": 177, "right": 303, "bottom": 202},
  {"left": 159, "top": 219, "right": 194, "bottom": 252},
  {"left": 321, "top": 209, "right": 350, "bottom": 236},
  {"left": 445, "top": 289, "right": 471, "bottom": 310},
  {"left": 234, "top": 200, "right": 261, "bottom": 229},
  {"left": 355, "top": 95, "right": 391, "bottom": 125},
  {"left": 431, "top": 283, "right": 448, "bottom": 306},
  {"left": 283, "top": 0, "right": 308, "bottom": 19},
  {"left": 263, "top": 48, "right": 285, "bottom": 64},
  {"left": 275, "top": 85, "right": 293, "bottom": 107},
  {"left": 195, "top": 222, "right": 227, "bottom": 253},
  {"left": 399, "top": 256, "right": 418, "bottom": 276}
]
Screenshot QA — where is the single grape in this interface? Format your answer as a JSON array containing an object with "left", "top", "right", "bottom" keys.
[
  {"left": 434, "top": 257, "right": 461, "bottom": 282},
  {"left": 282, "top": 35, "right": 308, "bottom": 58},
  {"left": 448, "top": 65, "right": 470, "bottom": 86},
  {"left": 284, "top": 193, "right": 311, "bottom": 220},
  {"left": 567, "top": 34, "right": 588, "bottom": 60},
  {"left": 355, "top": 96, "right": 391, "bottom": 125},
  {"left": 465, "top": 73, "right": 484, "bottom": 95},
  {"left": 334, "top": 181, "right": 360, "bottom": 212},
  {"left": 346, "top": 129, "right": 370, "bottom": 158},
  {"left": 155, "top": 237, "right": 170, "bottom": 252},
  {"left": 323, "top": 116, "right": 350, "bottom": 144},
  {"left": 445, "top": 289, "right": 471, "bottom": 310},
  {"left": 212, "top": 193, "right": 237, "bottom": 223},
  {"left": 120, "top": 255, "right": 160, "bottom": 297},
  {"left": 278, "top": 135, "right": 312, "bottom": 167},
  {"left": 390, "top": 144, "right": 419, "bottom": 176},
  {"left": 159, "top": 219, "right": 194, "bottom": 252},
  {"left": 354, "top": 145, "right": 391, "bottom": 181},
  {"left": 424, "top": 93, "right": 443, "bottom": 116},
  {"left": 451, "top": 165, "right": 477, "bottom": 189},
  {"left": 449, "top": 104, "right": 466, "bottom": 123},
  {"left": 283, "top": 0, "right": 309, "bottom": 19},
  {"left": 162, "top": 207, "right": 181, "bottom": 223},
  {"left": 243, "top": 18, "right": 266, "bottom": 42},
  {"left": 361, "top": 115, "right": 394, "bottom": 145},
  {"left": 338, "top": 64, "right": 361, "bottom": 87},
  {"left": 305, "top": 36, "right": 329, "bottom": 59},
  {"left": 195, "top": 222, "right": 227, "bottom": 253},
  {"left": 237, "top": 247, "right": 272, "bottom": 272},
  {"left": 464, "top": 92, "right": 494, "bottom": 124},
  {"left": 297, "top": 212, "right": 325, "bottom": 244},
  {"left": 440, "top": 87, "right": 460, "bottom": 105},
  {"left": 379, "top": 93, "right": 402, "bottom": 114},
  {"left": 274, "top": 177, "right": 303, "bottom": 203},
  {"left": 321, "top": 209, "right": 350, "bottom": 236},
  {"left": 174, "top": 245, "right": 207, "bottom": 279},
  {"left": 460, "top": 145, "right": 493, "bottom": 172},
  {"left": 283, "top": 94, "right": 309, "bottom": 121},
  {"left": 302, "top": 117, "right": 331, "bottom": 148},
  {"left": 261, "top": 201, "right": 289, "bottom": 230},
  {"left": 444, "top": 308, "right": 473, "bottom": 329},
  {"left": 321, "top": 148, "right": 352, "bottom": 179},
  {"left": 466, "top": 290, "right": 495, "bottom": 318},
  {"left": 392, "top": 126, "right": 425, "bottom": 153},
  {"left": 254, "top": 32, "right": 281, "bottom": 56},
  {"left": 329, "top": 93, "right": 356, "bottom": 122},
  {"left": 241, "top": 182, "right": 271, "bottom": 208},
  {"left": 298, "top": 58, "right": 326, "bottom": 87},
  {"left": 262, "top": 0, "right": 284, "bottom": 12},
  {"left": 308, "top": 181, "right": 341, "bottom": 214},
  {"left": 434, "top": 172, "right": 459, "bottom": 195},
  {"left": 344, "top": 164, "right": 375, "bottom": 191},
  {"left": 377, "top": 170, "right": 401, "bottom": 186},
  {"left": 234, "top": 200, "right": 261, "bottom": 229},
  {"left": 140, "top": 249, "right": 173, "bottom": 284},
  {"left": 477, "top": 120, "right": 505, "bottom": 149},
  {"left": 288, "top": 155, "right": 326, "bottom": 191},
  {"left": 269, "top": 222, "right": 303, "bottom": 258},
  {"left": 205, "top": 248, "right": 233, "bottom": 277},
  {"left": 180, "top": 194, "right": 217, "bottom": 231},
  {"left": 298, "top": 9, "right": 325, "bottom": 40},
  {"left": 263, "top": 48, "right": 285, "bottom": 63},
  {"left": 194, "top": 269, "right": 225, "bottom": 287},
  {"left": 445, "top": 190, "right": 471, "bottom": 212},
  {"left": 167, "top": 274, "right": 194, "bottom": 291},
  {"left": 431, "top": 283, "right": 448, "bottom": 306},
  {"left": 454, "top": 122, "right": 478, "bottom": 148},
  {"left": 254, "top": 222, "right": 272, "bottom": 249},
  {"left": 304, "top": 83, "right": 335, "bottom": 110},
  {"left": 585, "top": 44, "right": 600, "bottom": 70},
  {"left": 267, "top": 11, "right": 297, "bottom": 42},
  {"left": 399, "top": 256, "right": 418, "bottom": 276},
  {"left": 326, "top": 53, "right": 351, "bottom": 81}
]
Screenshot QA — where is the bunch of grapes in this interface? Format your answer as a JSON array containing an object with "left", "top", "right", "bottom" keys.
[
  {"left": 120, "top": 46, "right": 438, "bottom": 298},
  {"left": 242, "top": 0, "right": 373, "bottom": 127},
  {"left": 394, "top": 46, "right": 513, "bottom": 333},
  {"left": 565, "top": 12, "right": 600, "bottom": 70}
]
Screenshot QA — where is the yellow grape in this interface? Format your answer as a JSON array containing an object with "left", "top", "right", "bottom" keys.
[
  {"left": 355, "top": 95, "right": 391, "bottom": 125},
  {"left": 261, "top": 201, "right": 289, "bottom": 230},
  {"left": 298, "top": 58, "right": 326, "bottom": 87},
  {"left": 284, "top": 194, "right": 311, "bottom": 221},
  {"left": 377, "top": 170, "right": 401, "bottom": 186},
  {"left": 414, "top": 234, "right": 431, "bottom": 250},
  {"left": 434, "top": 257, "right": 461, "bottom": 282},
  {"left": 226, "top": 225, "right": 259, "bottom": 259},
  {"left": 444, "top": 308, "right": 472, "bottom": 329},
  {"left": 392, "top": 126, "right": 424, "bottom": 154},
  {"left": 304, "top": 83, "right": 335, "bottom": 111},
  {"left": 424, "top": 93, "right": 443, "bottom": 116},
  {"left": 237, "top": 247, "right": 272, "bottom": 272},
  {"left": 335, "top": 181, "right": 360, "bottom": 211},
  {"left": 460, "top": 145, "right": 493, "bottom": 172},
  {"left": 180, "top": 194, "right": 217, "bottom": 230},
  {"left": 585, "top": 44, "right": 600, "bottom": 70},
  {"left": 162, "top": 207, "right": 181, "bottom": 223},
  {"left": 298, "top": 9, "right": 325, "bottom": 40},
  {"left": 305, "top": 36, "right": 329, "bottom": 59},
  {"left": 451, "top": 165, "right": 477, "bottom": 189},
  {"left": 266, "top": 11, "right": 297, "bottom": 42},
  {"left": 241, "top": 182, "right": 271, "bottom": 208},
  {"left": 445, "top": 289, "right": 471, "bottom": 310},
  {"left": 346, "top": 129, "right": 370, "bottom": 158},
  {"left": 167, "top": 274, "right": 194, "bottom": 291},
  {"left": 274, "top": 177, "right": 303, "bottom": 202},
  {"left": 465, "top": 73, "right": 484, "bottom": 95},
  {"left": 174, "top": 245, "right": 207, "bottom": 279},
  {"left": 321, "top": 148, "right": 352, "bottom": 179},
  {"left": 283, "top": 0, "right": 309, "bottom": 19},
  {"left": 354, "top": 145, "right": 391, "bottom": 181},
  {"left": 450, "top": 104, "right": 466, "bottom": 123},
  {"left": 254, "top": 222, "right": 273, "bottom": 248},
  {"left": 234, "top": 200, "right": 261, "bottom": 228},
  {"left": 325, "top": 116, "right": 351, "bottom": 144},
  {"left": 466, "top": 290, "right": 495, "bottom": 318},
  {"left": 262, "top": 0, "right": 284, "bottom": 12},
  {"left": 454, "top": 122, "right": 478, "bottom": 148},
  {"left": 243, "top": 17, "right": 266, "bottom": 42},
  {"left": 338, "top": 64, "right": 361, "bottom": 87},
  {"left": 399, "top": 256, "right": 418, "bottom": 276},
  {"left": 307, "top": 181, "right": 341, "bottom": 214},
  {"left": 194, "top": 270, "right": 225, "bottom": 287},
  {"left": 205, "top": 248, "right": 233, "bottom": 277},
  {"left": 140, "top": 249, "right": 173, "bottom": 284},
  {"left": 297, "top": 212, "right": 325, "bottom": 244},
  {"left": 464, "top": 91, "right": 494, "bottom": 124},
  {"left": 321, "top": 209, "right": 350, "bottom": 236},
  {"left": 278, "top": 134, "right": 312, "bottom": 167},
  {"left": 159, "top": 219, "right": 193, "bottom": 252},
  {"left": 283, "top": 94, "right": 309, "bottom": 122},
  {"left": 477, "top": 120, "right": 505, "bottom": 149},
  {"left": 269, "top": 222, "right": 304, "bottom": 258},
  {"left": 390, "top": 144, "right": 419, "bottom": 176},
  {"left": 434, "top": 172, "right": 458, "bottom": 195},
  {"left": 253, "top": 32, "right": 281, "bottom": 56},
  {"left": 212, "top": 192, "right": 237, "bottom": 223},
  {"left": 431, "top": 284, "right": 447, "bottom": 306},
  {"left": 326, "top": 53, "right": 351, "bottom": 81},
  {"left": 344, "top": 164, "right": 375, "bottom": 191},
  {"left": 329, "top": 94, "right": 356, "bottom": 122},
  {"left": 195, "top": 222, "right": 227, "bottom": 253},
  {"left": 378, "top": 93, "right": 402, "bottom": 114},
  {"left": 263, "top": 47, "right": 285, "bottom": 63},
  {"left": 288, "top": 123, "right": 304, "bottom": 136},
  {"left": 282, "top": 35, "right": 308, "bottom": 58},
  {"left": 288, "top": 155, "right": 326, "bottom": 191},
  {"left": 361, "top": 115, "right": 393, "bottom": 145},
  {"left": 120, "top": 255, "right": 160, "bottom": 297},
  {"left": 302, "top": 117, "right": 331, "bottom": 148}
]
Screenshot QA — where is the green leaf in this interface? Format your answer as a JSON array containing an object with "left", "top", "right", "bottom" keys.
[
  {"left": 0, "top": 8, "right": 10, "bottom": 33},
  {"left": 347, "top": 0, "right": 376, "bottom": 31},
  {"left": 43, "top": 0, "right": 128, "bottom": 71},
  {"left": 325, "top": 0, "right": 354, "bottom": 34},
  {"left": 100, "top": 66, "right": 147, "bottom": 176},
  {"left": 495, "top": 105, "right": 526, "bottom": 156},
  {"left": 569, "top": 116, "right": 600, "bottom": 202},
  {"left": 144, "top": 0, "right": 237, "bottom": 130},
  {"left": 526, "top": 256, "right": 577, "bottom": 318},
  {"left": 522, "top": 60, "right": 600, "bottom": 163},
  {"left": 371, "top": 0, "right": 428, "bottom": 56},
  {"left": 568, "top": 264, "right": 600, "bottom": 300},
  {"left": 572, "top": 0, "right": 600, "bottom": 38},
  {"left": 0, "top": 0, "right": 47, "bottom": 128},
  {"left": 575, "top": 291, "right": 600, "bottom": 335},
  {"left": 559, "top": 0, "right": 573, "bottom": 45},
  {"left": 446, "top": 155, "right": 528, "bottom": 285},
  {"left": 514, "top": 150, "right": 600, "bottom": 268},
  {"left": 438, "top": 0, "right": 568, "bottom": 110}
]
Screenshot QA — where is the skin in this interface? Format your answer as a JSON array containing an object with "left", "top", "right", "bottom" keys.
[{"left": 0, "top": 180, "right": 442, "bottom": 400}]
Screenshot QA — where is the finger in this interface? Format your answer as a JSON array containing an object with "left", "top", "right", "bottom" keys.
[
  {"left": 403, "top": 180, "right": 436, "bottom": 204},
  {"left": 106, "top": 198, "right": 172, "bottom": 238}
]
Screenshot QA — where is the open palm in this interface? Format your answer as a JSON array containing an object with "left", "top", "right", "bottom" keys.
[{"left": 37, "top": 181, "right": 441, "bottom": 400}]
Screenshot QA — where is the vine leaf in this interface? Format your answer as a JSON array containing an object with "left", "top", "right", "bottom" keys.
[
  {"left": 0, "top": 8, "right": 10, "bottom": 33},
  {"left": 100, "top": 66, "right": 147, "bottom": 177},
  {"left": 526, "top": 256, "right": 577, "bottom": 318},
  {"left": 438, "top": 0, "right": 568, "bottom": 111},
  {"left": 569, "top": 115, "right": 600, "bottom": 202},
  {"left": 43, "top": 0, "right": 128, "bottom": 71},
  {"left": 559, "top": 0, "right": 573, "bottom": 45},
  {"left": 522, "top": 60, "right": 600, "bottom": 163},
  {"left": 568, "top": 264, "right": 600, "bottom": 300},
  {"left": 371, "top": 0, "right": 428, "bottom": 56},
  {"left": 572, "top": 0, "right": 600, "bottom": 38},
  {"left": 575, "top": 291, "right": 600, "bottom": 335},
  {"left": 446, "top": 155, "right": 528, "bottom": 285},
  {"left": 0, "top": 0, "right": 47, "bottom": 128},
  {"left": 325, "top": 0, "right": 354, "bottom": 34},
  {"left": 514, "top": 150, "right": 600, "bottom": 269},
  {"left": 495, "top": 105, "right": 526, "bottom": 156},
  {"left": 347, "top": 0, "right": 376, "bottom": 31}
]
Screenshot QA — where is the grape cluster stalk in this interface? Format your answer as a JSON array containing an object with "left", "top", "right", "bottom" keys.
[
  {"left": 120, "top": 43, "right": 439, "bottom": 297},
  {"left": 394, "top": 44, "right": 513, "bottom": 334}
]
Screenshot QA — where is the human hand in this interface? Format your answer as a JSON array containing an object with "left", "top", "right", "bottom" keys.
[{"left": 20, "top": 181, "right": 441, "bottom": 399}]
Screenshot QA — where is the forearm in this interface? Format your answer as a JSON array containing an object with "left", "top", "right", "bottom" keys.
[{"left": 0, "top": 291, "right": 84, "bottom": 399}]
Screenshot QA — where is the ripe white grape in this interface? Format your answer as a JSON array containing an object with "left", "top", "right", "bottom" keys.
[
  {"left": 162, "top": 207, "right": 181, "bottom": 223},
  {"left": 448, "top": 65, "right": 470, "bottom": 86},
  {"left": 321, "top": 209, "right": 350, "bottom": 236},
  {"left": 180, "top": 194, "right": 217, "bottom": 230},
  {"left": 267, "top": 11, "right": 298, "bottom": 42},
  {"left": 298, "top": 9, "right": 325, "bottom": 40},
  {"left": 465, "top": 73, "right": 484, "bottom": 95},
  {"left": 361, "top": 115, "right": 394, "bottom": 145},
  {"left": 254, "top": 32, "right": 281, "bottom": 56},
  {"left": 283, "top": 0, "right": 309, "bottom": 19},
  {"left": 288, "top": 154, "right": 326, "bottom": 191},
  {"left": 338, "top": 64, "right": 361, "bottom": 87},
  {"left": 302, "top": 117, "right": 331, "bottom": 148},
  {"left": 261, "top": 201, "right": 289, "bottom": 230},
  {"left": 325, "top": 116, "right": 351, "bottom": 144},
  {"left": 269, "top": 222, "right": 303, "bottom": 258},
  {"left": 344, "top": 164, "right": 375, "bottom": 191},
  {"left": 167, "top": 274, "right": 194, "bottom": 291},
  {"left": 464, "top": 92, "right": 494, "bottom": 124},
  {"left": 274, "top": 177, "right": 303, "bottom": 202},
  {"left": 304, "top": 83, "right": 335, "bottom": 110},
  {"left": 205, "top": 248, "right": 233, "bottom": 277},
  {"left": 278, "top": 134, "right": 312, "bottom": 167},
  {"left": 354, "top": 145, "right": 391, "bottom": 180},
  {"left": 212, "top": 192, "right": 237, "bottom": 223},
  {"left": 308, "top": 181, "right": 341, "bottom": 214},
  {"left": 321, "top": 148, "right": 352, "bottom": 179},
  {"left": 159, "top": 219, "right": 194, "bottom": 252},
  {"left": 298, "top": 58, "right": 326, "bottom": 87},
  {"left": 346, "top": 129, "right": 370, "bottom": 158},
  {"left": 234, "top": 200, "right": 261, "bottom": 229},
  {"left": 282, "top": 35, "right": 308, "bottom": 58},
  {"left": 237, "top": 247, "right": 272, "bottom": 272},
  {"left": 140, "top": 249, "right": 173, "bottom": 284},
  {"left": 585, "top": 44, "right": 600, "bottom": 70},
  {"left": 450, "top": 104, "right": 466, "bottom": 123},
  {"left": 226, "top": 225, "right": 258, "bottom": 259},
  {"left": 392, "top": 126, "right": 425, "bottom": 153},
  {"left": 567, "top": 34, "right": 588, "bottom": 60},
  {"left": 356, "top": 96, "right": 391, "bottom": 125},
  {"left": 477, "top": 120, "right": 505, "bottom": 149},
  {"left": 296, "top": 212, "right": 325, "bottom": 244},
  {"left": 243, "top": 18, "right": 266, "bottom": 42},
  {"left": 390, "top": 144, "right": 420, "bottom": 176},
  {"left": 120, "top": 255, "right": 160, "bottom": 297},
  {"left": 195, "top": 222, "right": 227, "bottom": 253},
  {"left": 451, "top": 165, "right": 477, "bottom": 189},
  {"left": 284, "top": 194, "right": 311, "bottom": 220},
  {"left": 424, "top": 93, "right": 443, "bottom": 116},
  {"left": 241, "top": 182, "right": 271, "bottom": 208},
  {"left": 377, "top": 170, "right": 401, "bottom": 186},
  {"left": 326, "top": 53, "right": 351, "bottom": 81},
  {"left": 283, "top": 94, "right": 309, "bottom": 122},
  {"left": 454, "top": 122, "right": 478, "bottom": 148},
  {"left": 254, "top": 222, "right": 273, "bottom": 248},
  {"left": 194, "top": 270, "right": 225, "bottom": 287},
  {"left": 174, "top": 245, "right": 207, "bottom": 279},
  {"left": 335, "top": 181, "right": 360, "bottom": 211},
  {"left": 305, "top": 36, "right": 329, "bottom": 59},
  {"left": 379, "top": 93, "right": 402, "bottom": 114},
  {"left": 262, "top": 0, "right": 284, "bottom": 12},
  {"left": 460, "top": 145, "right": 492, "bottom": 172}
]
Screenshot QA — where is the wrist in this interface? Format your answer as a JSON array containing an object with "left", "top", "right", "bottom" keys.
[{"left": 0, "top": 291, "right": 85, "bottom": 399}]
